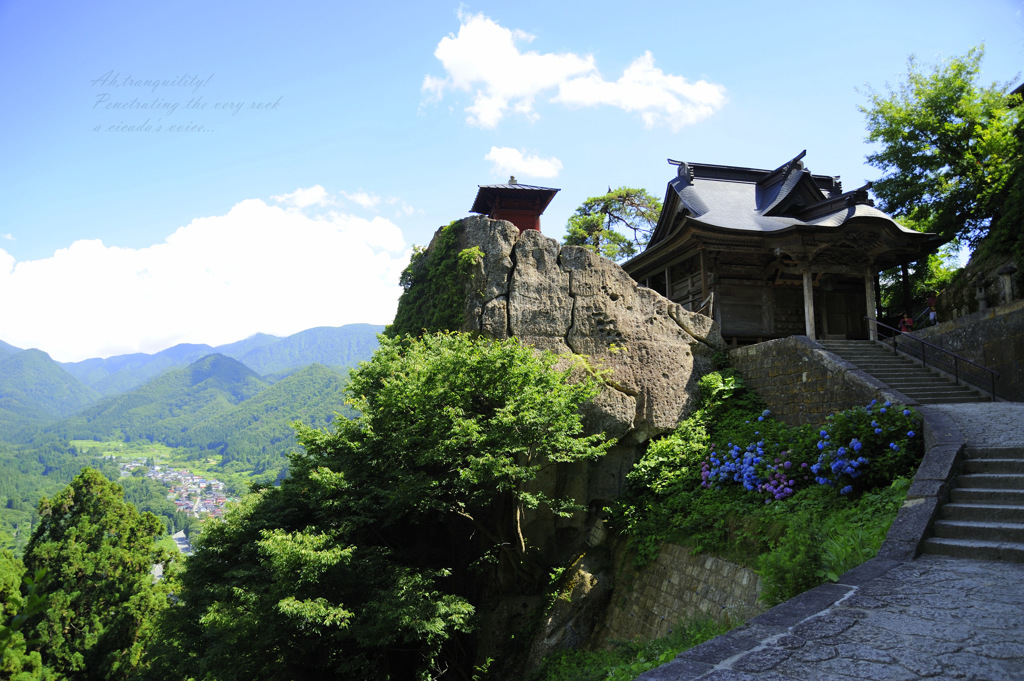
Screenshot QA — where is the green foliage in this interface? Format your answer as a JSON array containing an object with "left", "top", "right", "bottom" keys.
[
  {"left": 23, "top": 468, "right": 175, "bottom": 680},
  {"left": 877, "top": 248, "right": 959, "bottom": 317},
  {"left": 530, "top": 614, "right": 730, "bottom": 681},
  {"left": 562, "top": 187, "right": 662, "bottom": 262},
  {"left": 0, "top": 556, "right": 54, "bottom": 681},
  {"left": 162, "top": 333, "right": 611, "bottom": 680},
  {"left": 613, "top": 368, "right": 919, "bottom": 607},
  {"left": 389, "top": 221, "right": 469, "bottom": 336},
  {"left": 757, "top": 479, "right": 910, "bottom": 605},
  {"left": 861, "top": 45, "right": 1021, "bottom": 248},
  {"left": 0, "top": 439, "right": 120, "bottom": 554}
]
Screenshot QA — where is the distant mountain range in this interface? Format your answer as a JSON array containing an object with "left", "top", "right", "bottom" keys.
[
  {"left": 0, "top": 324, "right": 383, "bottom": 445},
  {"left": 57, "top": 323, "right": 384, "bottom": 395}
]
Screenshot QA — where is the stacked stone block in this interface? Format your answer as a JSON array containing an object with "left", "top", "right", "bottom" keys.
[
  {"left": 596, "top": 544, "right": 761, "bottom": 645},
  {"left": 728, "top": 336, "right": 901, "bottom": 426}
]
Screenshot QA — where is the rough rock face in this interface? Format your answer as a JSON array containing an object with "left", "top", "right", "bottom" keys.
[{"left": 456, "top": 216, "right": 725, "bottom": 443}]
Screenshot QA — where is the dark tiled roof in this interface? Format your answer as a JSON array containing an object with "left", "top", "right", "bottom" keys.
[
  {"left": 470, "top": 182, "right": 560, "bottom": 215},
  {"left": 659, "top": 154, "right": 918, "bottom": 237}
]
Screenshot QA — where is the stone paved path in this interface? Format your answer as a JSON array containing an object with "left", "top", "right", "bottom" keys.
[
  {"left": 638, "top": 403, "right": 1024, "bottom": 681},
  {"left": 641, "top": 555, "right": 1024, "bottom": 680},
  {"left": 925, "top": 403, "right": 1024, "bottom": 448}
]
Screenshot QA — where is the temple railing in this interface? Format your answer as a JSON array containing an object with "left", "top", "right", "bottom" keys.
[{"left": 866, "top": 317, "right": 999, "bottom": 399}]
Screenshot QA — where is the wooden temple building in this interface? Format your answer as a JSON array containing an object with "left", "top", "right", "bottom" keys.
[
  {"left": 623, "top": 152, "right": 945, "bottom": 343},
  {"left": 471, "top": 176, "right": 560, "bottom": 234}
]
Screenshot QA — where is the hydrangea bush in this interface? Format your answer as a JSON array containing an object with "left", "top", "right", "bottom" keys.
[{"left": 701, "top": 401, "right": 921, "bottom": 502}]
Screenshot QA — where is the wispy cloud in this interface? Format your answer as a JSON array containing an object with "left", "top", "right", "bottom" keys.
[
  {"left": 342, "top": 190, "right": 382, "bottom": 210},
  {"left": 485, "top": 147, "right": 562, "bottom": 179},
  {"left": 0, "top": 196, "right": 409, "bottom": 362},
  {"left": 423, "top": 11, "right": 726, "bottom": 130},
  {"left": 271, "top": 185, "right": 333, "bottom": 208},
  {"left": 1, "top": 234, "right": 13, "bottom": 241},
  {"left": 385, "top": 197, "right": 421, "bottom": 217}
]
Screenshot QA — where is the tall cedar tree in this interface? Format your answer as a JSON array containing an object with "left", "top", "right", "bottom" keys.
[
  {"left": 160, "top": 333, "right": 610, "bottom": 681},
  {"left": 22, "top": 468, "right": 175, "bottom": 680}
]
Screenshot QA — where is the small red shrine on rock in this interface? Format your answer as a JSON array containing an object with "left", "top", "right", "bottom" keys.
[{"left": 470, "top": 176, "right": 560, "bottom": 234}]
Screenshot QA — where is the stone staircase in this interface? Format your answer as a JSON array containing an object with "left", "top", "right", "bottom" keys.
[
  {"left": 922, "top": 446, "right": 1024, "bottom": 562},
  {"left": 817, "top": 339, "right": 989, "bottom": 404}
]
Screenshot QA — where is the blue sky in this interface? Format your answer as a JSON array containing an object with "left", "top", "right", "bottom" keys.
[{"left": 1, "top": 0, "right": 1022, "bottom": 361}]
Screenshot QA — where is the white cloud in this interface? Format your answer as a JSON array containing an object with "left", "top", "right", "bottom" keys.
[
  {"left": 1, "top": 233, "right": 13, "bottom": 241},
  {"left": 385, "top": 197, "right": 421, "bottom": 217},
  {"left": 423, "top": 12, "right": 726, "bottom": 130},
  {"left": 271, "top": 185, "right": 332, "bottom": 208},
  {"left": 553, "top": 52, "right": 727, "bottom": 131},
  {"left": 485, "top": 147, "right": 563, "bottom": 179},
  {"left": 0, "top": 196, "right": 409, "bottom": 362},
  {"left": 424, "top": 12, "right": 594, "bottom": 128},
  {"left": 342, "top": 190, "right": 382, "bottom": 210}
]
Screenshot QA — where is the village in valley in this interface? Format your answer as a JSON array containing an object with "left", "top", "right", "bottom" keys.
[{"left": 118, "top": 457, "right": 236, "bottom": 553}]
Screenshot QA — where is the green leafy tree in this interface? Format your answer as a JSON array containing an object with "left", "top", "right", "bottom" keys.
[
  {"left": 861, "top": 45, "right": 1021, "bottom": 248},
  {"left": 162, "top": 332, "right": 610, "bottom": 680},
  {"left": 563, "top": 187, "right": 662, "bottom": 261},
  {"left": 1, "top": 547, "right": 54, "bottom": 680},
  {"left": 22, "top": 468, "right": 175, "bottom": 680}
]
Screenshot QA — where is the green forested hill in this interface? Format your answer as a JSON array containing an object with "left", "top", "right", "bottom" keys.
[
  {"left": 55, "top": 354, "right": 269, "bottom": 445},
  {"left": 62, "top": 343, "right": 217, "bottom": 396},
  {"left": 185, "top": 363, "right": 353, "bottom": 470},
  {"left": 207, "top": 332, "right": 281, "bottom": 360},
  {"left": 0, "top": 339, "right": 22, "bottom": 360},
  {"left": 49, "top": 357, "right": 353, "bottom": 474},
  {"left": 0, "top": 350, "right": 101, "bottom": 436},
  {"left": 225, "top": 324, "right": 383, "bottom": 376}
]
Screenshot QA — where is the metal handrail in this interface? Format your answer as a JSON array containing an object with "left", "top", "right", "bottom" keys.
[{"left": 866, "top": 317, "right": 999, "bottom": 399}]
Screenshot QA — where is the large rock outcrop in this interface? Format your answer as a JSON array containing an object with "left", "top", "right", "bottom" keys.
[{"left": 454, "top": 216, "right": 725, "bottom": 443}]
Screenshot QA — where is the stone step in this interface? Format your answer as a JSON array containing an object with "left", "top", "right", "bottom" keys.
[
  {"left": 966, "top": 447, "right": 1024, "bottom": 460},
  {"left": 921, "top": 537, "right": 1024, "bottom": 562},
  {"left": 869, "top": 377, "right": 953, "bottom": 388},
  {"left": 956, "top": 473, "right": 1024, "bottom": 490},
  {"left": 916, "top": 395, "right": 991, "bottom": 404},
  {"left": 950, "top": 488, "right": 1024, "bottom": 505},
  {"left": 846, "top": 360, "right": 923, "bottom": 369},
  {"left": 941, "top": 503, "right": 1024, "bottom": 523},
  {"left": 962, "top": 459, "right": 1024, "bottom": 475},
  {"left": 818, "top": 339, "right": 989, "bottom": 404},
  {"left": 897, "top": 387, "right": 983, "bottom": 399},
  {"left": 932, "top": 519, "right": 1024, "bottom": 543}
]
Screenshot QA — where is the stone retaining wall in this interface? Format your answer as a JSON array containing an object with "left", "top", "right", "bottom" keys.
[
  {"left": 913, "top": 299, "right": 1024, "bottom": 402},
  {"left": 728, "top": 336, "right": 904, "bottom": 426},
  {"left": 593, "top": 545, "right": 762, "bottom": 645}
]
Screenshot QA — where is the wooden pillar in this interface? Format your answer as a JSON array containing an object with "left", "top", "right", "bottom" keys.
[
  {"left": 864, "top": 267, "right": 877, "bottom": 341},
  {"left": 901, "top": 263, "right": 911, "bottom": 313},
  {"left": 802, "top": 271, "right": 816, "bottom": 340},
  {"left": 820, "top": 281, "right": 830, "bottom": 337}
]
